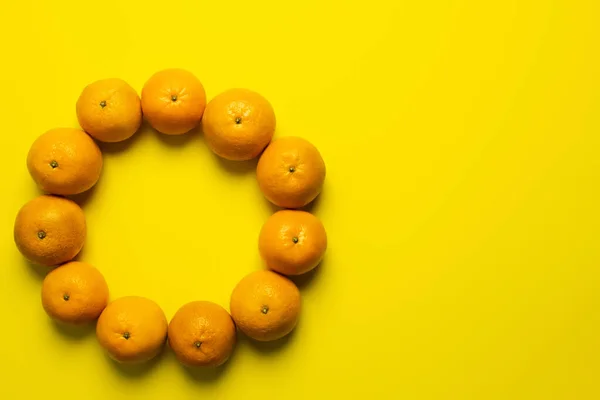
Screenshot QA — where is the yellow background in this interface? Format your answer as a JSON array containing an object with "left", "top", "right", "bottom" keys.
[{"left": 0, "top": 0, "right": 599, "bottom": 398}]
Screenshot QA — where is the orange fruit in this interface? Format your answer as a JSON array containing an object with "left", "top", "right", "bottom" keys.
[
  {"left": 141, "top": 68, "right": 206, "bottom": 135},
  {"left": 256, "top": 136, "right": 326, "bottom": 208},
  {"left": 41, "top": 261, "right": 109, "bottom": 324},
  {"left": 76, "top": 78, "right": 142, "bottom": 143},
  {"left": 14, "top": 195, "right": 86, "bottom": 267},
  {"left": 230, "top": 270, "right": 301, "bottom": 342},
  {"left": 168, "top": 301, "right": 236, "bottom": 367},
  {"left": 27, "top": 128, "right": 103, "bottom": 195},
  {"left": 202, "top": 89, "right": 276, "bottom": 161},
  {"left": 259, "top": 210, "right": 327, "bottom": 276},
  {"left": 96, "top": 296, "right": 168, "bottom": 363}
]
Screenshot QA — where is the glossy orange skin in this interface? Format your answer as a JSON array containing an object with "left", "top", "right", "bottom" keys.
[
  {"left": 256, "top": 136, "right": 326, "bottom": 208},
  {"left": 42, "top": 261, "right": 109, "bottom": 324},
  {"left": 27, "top": 128, "right": 103, "bottom": 195},
  {"left": 96, "top": 296, "right": 168, "bottom": 363},
  {"left": 168, "top": 301, "right": 236, "bottom": 367},
  {"left": 141, "top": 69, "right": 206, "bottom": 135},
  {"left": 14, "top": 195, "right": 86, "bottom": 267},
  {"left": 202, "top": 88, "right": 276, "bottom": 161},
  {"left": 76, "top": 78, "right": 142, "bottom": 143},
  {"left": 230, "top": 270, "right": 301, "bottom": 342},
  {"left": 259, "top": 210, "right": 327, "bottom": 276}
]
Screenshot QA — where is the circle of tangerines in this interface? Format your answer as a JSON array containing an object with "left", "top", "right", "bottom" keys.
[{"left": 14, "top": 69, "right": 327, "bottom": 368}]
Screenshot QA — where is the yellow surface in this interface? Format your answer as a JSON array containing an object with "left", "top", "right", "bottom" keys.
[{"left": 0, "top": 1, "right": 599, "bottom": 398}]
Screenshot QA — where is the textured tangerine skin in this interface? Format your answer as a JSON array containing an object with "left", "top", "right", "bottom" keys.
[
  {"left": 141, "top": 68, "right": 206, "bottom": 135},
  {"left": 14, "top": 195, "right": 86, "bottom": 267},
  {"left": 202, "top": 88, "right": 276, "bottom": 161},
  {"left": 259, "top": 210, "right": 327, "bottom": 276},
  {"left": 27, "top": 128, "right": 103, "bottom": 195},
  {"left": 76, "top": 78, "right": 142, "bottom": 143},
  {"left": 96, "top": 296, "right": 168, "bottom": 363},
  {"left": 41, "top": 261, "right": 109, "bottom": 324},
  {"left": 230, "top": 270, "right": 301, "bottom": 342},
  {"left": 168, "top": 301, "right": 236, "bottom": 367},
  {"left": 256, "top": 136, "right": 326, "bottom": 209}
]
